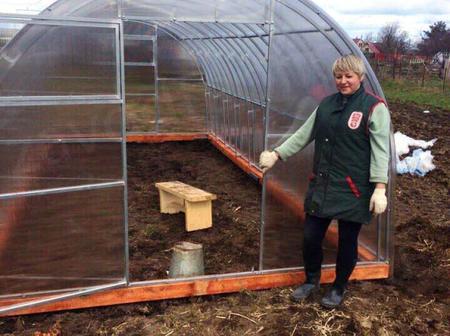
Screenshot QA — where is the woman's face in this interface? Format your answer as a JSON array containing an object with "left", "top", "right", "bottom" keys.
[{"left": 334, "top": 71, "right": 363, "bottom": 95}]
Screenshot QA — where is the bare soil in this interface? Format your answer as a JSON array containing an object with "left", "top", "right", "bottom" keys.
[
  {"left": 126, "top": 140, "right": 261, "bottom": 281},
  {"left": 1, "top": 101, "right": 449, "bottom": 336}
]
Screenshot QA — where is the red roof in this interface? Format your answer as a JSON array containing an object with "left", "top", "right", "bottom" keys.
[{"left": 367, "top": 42, "right": 381, "bottom": 54}]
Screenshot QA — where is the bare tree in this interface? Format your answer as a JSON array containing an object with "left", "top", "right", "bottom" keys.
[
  {"left": 418, "top": 21, "right": 450, "bottom": 56},
  {"left": 377, "top": 22, "right": 411, "bottom": 54},
  {"left": 363, "top": 32, "right": 375, "bottom": 43}
]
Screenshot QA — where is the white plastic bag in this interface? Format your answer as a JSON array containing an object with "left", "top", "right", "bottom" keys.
[
  {"left": 396, "top": 149, "right": 436, "bottom": 176},
  {"left": 394, "top": 131, "right": 437, "bottom": 157},
  {"left": 394, "top": 132, "right": 437, "bottom": 176}
]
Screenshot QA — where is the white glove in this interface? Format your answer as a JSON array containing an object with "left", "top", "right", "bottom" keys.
[
  {"left": 369, "top": 188, "right": 387, "bottom": 214},
  {"left": 259, "top": 150, "right": 279, "bottom": 173}
]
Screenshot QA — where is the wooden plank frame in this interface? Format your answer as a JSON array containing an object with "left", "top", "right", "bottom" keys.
[
  {"left": 0, "top": 264, "right": 389, "bottom": 317},
  {"left": 0, "top": 132, "right": 390, "bottom": 316}
]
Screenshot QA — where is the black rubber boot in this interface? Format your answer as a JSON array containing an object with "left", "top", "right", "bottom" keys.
[
  {"left": 291, "top": 273, "right": 320, "bottom": 301},
  {"left": 321, "top": 286, "right": 345, "bottom": 308}
]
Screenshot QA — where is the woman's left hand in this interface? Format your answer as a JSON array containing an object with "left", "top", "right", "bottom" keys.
[{"left": 369, "top": 187, "right": 387, "bottom": 214}]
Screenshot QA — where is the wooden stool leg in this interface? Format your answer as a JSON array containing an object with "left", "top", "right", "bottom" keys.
[
  {"left": 158, "top": 189, "right": 184, "bottom": 214},
  {"left": 184, "top": 200, "right": 212, "bottom": 231}
]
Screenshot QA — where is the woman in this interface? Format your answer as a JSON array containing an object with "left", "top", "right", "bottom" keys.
[{"left": 259, "top": 55, "right": 390, "bottom": 308}]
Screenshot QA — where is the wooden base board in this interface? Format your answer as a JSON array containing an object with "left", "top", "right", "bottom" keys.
[
  {"left": 207, "top": 135, "right": 263, "bottom": 181},
  {"left": 126, "top": 133, "right": 208, "bottom": 143},
  {"left": 0, "top": 263, "right": 389, "bottom": 317}
]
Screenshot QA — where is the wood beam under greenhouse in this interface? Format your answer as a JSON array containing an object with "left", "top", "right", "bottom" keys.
[
  {"left": 0, "top": 264, "right": 389, "bottom": 317},
  {"left": 126, "top": 133, "right": 208, "bottom": 143}
]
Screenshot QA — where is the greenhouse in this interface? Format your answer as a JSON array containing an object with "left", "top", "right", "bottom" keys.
[{"left": 0, "top": 0, "right": 394, "bottom": 315}]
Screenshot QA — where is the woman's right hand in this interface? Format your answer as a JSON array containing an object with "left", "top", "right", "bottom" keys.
[{"left": 259, "top": 151, "right": 279, "bottom": 173}]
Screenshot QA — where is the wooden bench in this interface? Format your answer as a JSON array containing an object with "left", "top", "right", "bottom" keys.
[{"left": 155, "top": 181, "right": 217, "bottom": 232}]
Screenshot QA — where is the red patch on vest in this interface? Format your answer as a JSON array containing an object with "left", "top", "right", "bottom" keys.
[{"left": 348, "top": 111, "right": 363, "bottom": 130}]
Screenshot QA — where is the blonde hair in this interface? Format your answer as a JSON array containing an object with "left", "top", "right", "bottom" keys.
[{"left": 332, "top": 55, "right": 366, "bottom": 78}]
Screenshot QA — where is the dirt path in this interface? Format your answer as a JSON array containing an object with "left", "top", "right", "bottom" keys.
[{"left": 0, "top": 101, "right": 449, "bottom": 336}]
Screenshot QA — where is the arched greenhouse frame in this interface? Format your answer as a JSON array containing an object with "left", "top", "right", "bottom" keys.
[{"left": 0, "top": 0, "right": 395, "bottom": 316}]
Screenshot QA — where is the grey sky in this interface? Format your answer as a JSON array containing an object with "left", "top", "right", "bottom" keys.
[{"left": 314, "top": 0, "right": 450, "bottom": 41}]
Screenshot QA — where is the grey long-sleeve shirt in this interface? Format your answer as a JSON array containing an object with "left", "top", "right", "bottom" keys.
[{"left": 274, "top": 103, "right": 390, "bottom": 184}]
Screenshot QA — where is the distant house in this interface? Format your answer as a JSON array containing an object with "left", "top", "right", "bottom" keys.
[{"left": 353, "top": 38, "right": 384, "bottom": 60}]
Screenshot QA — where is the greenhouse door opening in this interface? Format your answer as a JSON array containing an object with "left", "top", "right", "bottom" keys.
[{"left": 123, "top": 21, "right": 262, "bottom": 282}]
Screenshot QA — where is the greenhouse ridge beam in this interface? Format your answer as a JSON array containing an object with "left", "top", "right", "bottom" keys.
[
  {"left": 176, "top": 28, "right": 334, "bottom": 41},
  {"left": 0, "top": 264, "right": 389, "bottom": 317}
]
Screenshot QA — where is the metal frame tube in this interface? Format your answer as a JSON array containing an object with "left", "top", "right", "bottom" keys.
[
  {"left": 0, "top": 181, "right": 124, "bottom": 200},
  {"left": 118, "top": 19, "right": 130, "bottom": 286},
  {"left": 123, "top": 16, "right": 266, "bottom": 25},
  {"left": 0, "top": 14, "right": 120, "bottom": 26},
  {"left": 154, "top": 25, "right": 160, "bottom": 132},
  {"left": 0, "top": 99, "right": 121, "bottom": 107},
  {"left": 0, "top": 281, "right": 127, "bottom": 315},
  {"left": 0, "top": 138, "right": 122, "bottom": 145},
  {"left": 260, "top": 0, "right": 276, "bottom": 271}
]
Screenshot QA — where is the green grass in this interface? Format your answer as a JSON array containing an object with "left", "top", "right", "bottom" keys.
[{"left": 380, "top": 78, "right": 450, "bottom": 110}]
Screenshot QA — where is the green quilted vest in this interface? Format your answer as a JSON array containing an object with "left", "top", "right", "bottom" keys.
[{"left": 304, "top": 84, "right": 384, "bottom": 224}]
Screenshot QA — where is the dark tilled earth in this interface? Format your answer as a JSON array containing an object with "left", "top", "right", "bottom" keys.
[
  {"left": 0, "top": 101, "right": 449, "bottom": 335},
  {"left": 126, "top": 140, "right": 261, "bottom": 281}
]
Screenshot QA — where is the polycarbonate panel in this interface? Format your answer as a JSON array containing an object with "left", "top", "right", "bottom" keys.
[
  {"left": 126, "top": 95, "right": 156, "bottom": 132},
  {"left": 238, "top": 101, "right": 251, "bottom": 159},
  {"left": 232, "top": 38, "right": 267, "bottom": 104},
  {"left": 0, "top": 104, "right": 121, "bottom": 140},
  {"left": 158, "top": 80, "right": 206, "bottom": 133},
  {"left": 61, "top": 0, "right": 119, "bottom": 19},
  {"left": 253, "top": 105, "right": 265, "bottom": 164},
  {"left": 223, "top": 94, "right": 232, "bottom": 143},
  {"left": 261, "top": 142, "right": 316, "bottom": 269},
  {"left": 31, "top": 0, "right": 118, "bottom": 19},
  {"left": 216, "top": 0, "right": 269, "bottom": 23},
  {"left": 212, "top": 91, "right": 221, "bottom": 137},
  {"left": 0, "top": 23, "right": 117, "bottom": 97},
  {"left": 181, "top": 37, "right": 226, "bottom": 91},
  {"left": 0, "top": 1, "right": 54, "bottom": 15},
  {"left": 0, "top": 143, "right": 122, "bottom": 194},
  {"left": 124, "top": 21, "right": 156, "bottom": 35},
  {"left": 268, "top": 31, "right": 340, "bottom": 118},
  {"left": 0, "top": 186, "right": 125, "bottom": 296},
  {"left": 228, "top": 96, "right": 239, "bottom": 148},
  {"left": 211, "top": 90, "right": 223, "bottom": 139},
  {"left": 359, "top": 217, "right": 379, "bottom": 259},
  {"left": 158, "top": 33, "right": 202, "bottom": 79},
  {"left": 0, "top": 22, "right": 25, "bottom": 49},
  {"left": 274, "top": 0, "right": 331, "bottom": 34},
  {"left": 200, "top": 39, "right": 240, "bottom": 94},
  {"left": 211, "top": 39, "right": 250, "bottom": 100},
  {"left": 217, "top": 93, "right": 227, "bottom": 141},
  {"left": 122, "top": 0, "right": 224, "bottom": 21},
  {"left": 125, "top": 39, "right": 154, "bottom": 63},
  {"left": 125, "top": 65, "right": 155, "bottom": 94},
  {"left": 261, "top": 25, "right": 343, "bottom": 268},
  {"left": 325, "top": 31, "right": 353, "bottom": 58}
]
